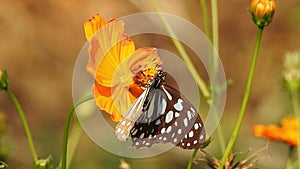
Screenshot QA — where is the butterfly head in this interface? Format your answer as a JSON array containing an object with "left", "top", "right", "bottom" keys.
[{"left": 146, "top": 70, "right": 166, "bottom": 89}]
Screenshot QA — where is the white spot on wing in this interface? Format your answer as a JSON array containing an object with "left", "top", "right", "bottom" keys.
[
  {"left": 165, "top": 111, "right": 174, "bottom": 123},
  {"left": 162, "top": 87, "right": 172, "bottom": 100},
  {"left": 161, "top": 128, "right": 166, "bottom": 134},
  {"left": 166, "top": 126, "right": 172, "bottom": 133},
  {"left": 174, "top": 99, "right": 183, "bottom": 111},
  {"left": 183, "top": 118, "right": 188, "bottom": 127},
  {"left": 198, "top": 122, "right": 202, "bottom": 127},
  {"left": 177, "top": 129, "right": 182, "bottom": 134},
  {"left": 189, "top": 131, "right": 194, "bottom": 138},
  {"left": 190, "top": 107, "right": 196, "bottom": 113},
  {"left": 155, "top": 119, "right": 161, "bottom": 125},
  {"left": 175, "top": 112, "right": 180, "bottom": 118},
  {"left": 131, "top": 129, "right": 138, "bottom": 135},
  {"left": 187, "top": 111, "right": 192, "bottom": 120}
]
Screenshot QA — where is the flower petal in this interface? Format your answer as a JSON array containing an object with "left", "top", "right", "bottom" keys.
[
  {"left": 113, "top": 47, "right": 162, "bottom": 86},
  {"left": 84, "top": 14, "right": 107, "bottom": 40},
  {"left": 86, "top": 17, "right": 135, "bottom": 86},
  {"left": 93, "top": 82, "right": 139, "bottom": 122},
  {"left": 93, "top": 82, "right": 120, "bottom": 122}
]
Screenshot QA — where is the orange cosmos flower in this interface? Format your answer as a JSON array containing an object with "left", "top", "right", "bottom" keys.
[
  {"left": 253, "top": 116, "right": 300, "bottom": 146},
  {"left": 250, "top": 0, "right": 275, "bottom": 27},
  {"left": 84, "top": 14, "right": 162, "bottom": 121}
]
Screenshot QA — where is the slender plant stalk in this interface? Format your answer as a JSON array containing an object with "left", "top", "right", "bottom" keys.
[
  {"left": 60, "top": 94, "right": 93, "bottom": 169},
  {"left": 186, "top": 148, "right": 198, "bottom": 169},
  {"left": 148, "top": 0, "right": 211, "bottom": 100},
  {"left": 5, "top": 89, "right": 39, "bottom": 163},
  {"left": 218, "top": 26, "right": 264, "bottom": 169},
  {"left": 290, "top": 89, "right": 300, "bottom": 169},
  {"left": 209, "top": 0, "right": 226, "bottom": 154},
  {"left": 200, "top": 0, "right": 211, "bottom": 40},
  {"left": 211, "top": 0, "right": 219, "bottom": 53},
  {"left": 286, "top": 146, "right": 296, "bottom": 169},
  {"left": 66, "top": 118, "right": 83, "bottom": 168}
]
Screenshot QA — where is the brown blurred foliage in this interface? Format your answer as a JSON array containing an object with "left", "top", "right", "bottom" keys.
[{"left": 0, "top": 0, "right": 300, "bottom": 168}]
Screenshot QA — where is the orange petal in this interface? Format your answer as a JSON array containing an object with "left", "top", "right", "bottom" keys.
[
  {"left": 84, "top": 14, "right": 107, "bottom": 40},
  {"left": 111, "top": 84, "right": 137, "bottom": 117},
  {"left": 253, "top": 125, "right": 266, "bottom": 137},
  {"left": 86, "top": 18, "right": 135, "bottom": 86},
  {"left": 253, "top": 124, "right": 283, "bottom": 141},
  {"left": 127, "top": 47, "right": 162, "bottom": 75},
  {"left": 281, "top": 127, "right": 299, "bottom": 146},
  {"left": 129, "top": 83, "right": 143, "bottom": 99},
  {"left": 96, "top": 37, "right": 135, "bottom": 86},
  {"left": 264, "top": 125, "right": 283, "bottom": 141},
  {"left": 112, "top": 47, "right": 162, "bottom": 86},
  {"left": 93, "top": 82, "right": 139, "bottom": 121},
  {"left": 93, "top": 83, "right": 121, "bottom": 122}
]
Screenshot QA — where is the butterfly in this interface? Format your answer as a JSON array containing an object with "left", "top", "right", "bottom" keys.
[{"left": 115, "top": 70, "right": 206, "bottom": 149}]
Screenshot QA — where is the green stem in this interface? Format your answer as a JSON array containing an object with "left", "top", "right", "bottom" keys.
[
  {"left": 290, "top": 89, "right": 300, "bottom": 169},
  {"left": 60, "top": 94, "right": 93, "bottom": 169},
  {"left": 186, "top": 148, "right": 198, "bottom": 169},
  {"left": 211, "top": 0, "right": 219, "bottom": 52},
  {"left": 5, "top": 89, "right": 39, "bottom": 163},
  {"left": 66, "top": 118, "right": 83, "bottom": 168},
  {"left": 218, "top": 26, "right": 264, "bottom": 169},
  {"left": 210, "top": 0, "right": 226, "bottom": 154},
  {"left": 148, "top": 0, "right": 211, "bottom": 100},
  {"left": 200, "top": 0, "right": 211, "bottom": 41},
  {"left": 286, "top": 146, "right": 295, "bottom": 169}
]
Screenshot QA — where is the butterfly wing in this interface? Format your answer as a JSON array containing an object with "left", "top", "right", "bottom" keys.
[
  {"left": 115, "top": 87, "right": 151, "bottom": 141},
  {"left": 129, "top": 88, "right": 165, "bottom": 147},
  {"left": 130, "top": 84, "right": 206, "bottom": 149}
]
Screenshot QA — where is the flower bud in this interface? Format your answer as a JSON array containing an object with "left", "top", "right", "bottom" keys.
[
  {"left": 0, "top": 70, "right": 9, "bottom": 91},
  {"left": 250, "top": 0, "right": 276, "bottom": 27}
]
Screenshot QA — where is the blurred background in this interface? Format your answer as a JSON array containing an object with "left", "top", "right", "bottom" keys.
[{"left": 0, "top": 0, "right": 300, "bottom": 168}]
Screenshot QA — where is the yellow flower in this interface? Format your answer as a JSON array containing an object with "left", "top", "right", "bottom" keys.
[
  {"left": 250, "top": 0, "right": 276, "bottom": 27},
  {"left": 253, "top": 116, "right": 300, "bottom": 146},
  {"left": 280, "top": 116, "right": 300, "bottom": 146},
  {"left": 84, "top": 14, "right": 162, "bottom": 121}
]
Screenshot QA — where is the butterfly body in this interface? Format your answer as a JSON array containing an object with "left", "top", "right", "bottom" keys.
[{"left": 115, "top": 70, "right": 206, "bottom": 149}]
